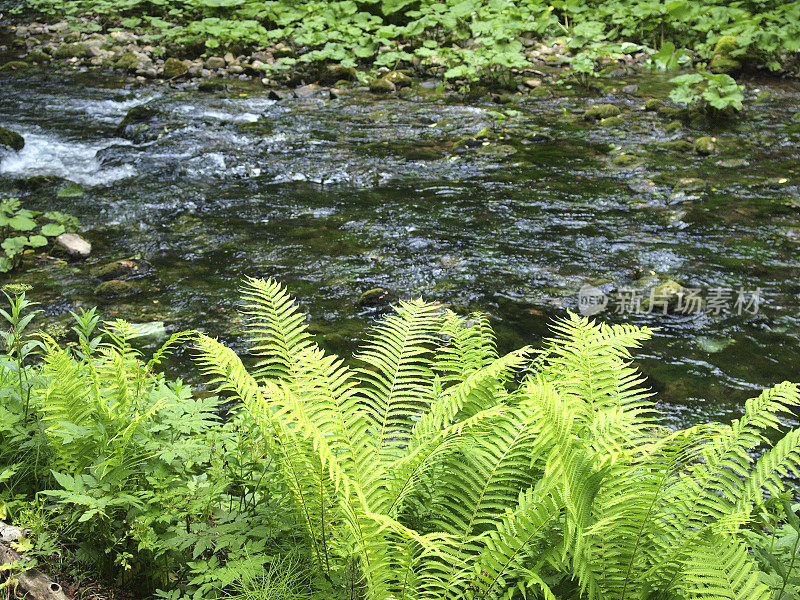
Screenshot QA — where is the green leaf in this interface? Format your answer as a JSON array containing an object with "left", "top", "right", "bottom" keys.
[
  {"left": 28, "top": 234, "right": 49, "bottom": 247},
  {"left": 41, "top": 223, "right": 66, "bottom": 237}
]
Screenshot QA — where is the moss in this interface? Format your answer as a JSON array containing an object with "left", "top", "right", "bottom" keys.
[
  {"left": 660, "top": 140, "right": 694, "bottom": 153},
  {"left": 0, "top": 61, "right": 29, "bottom": 71},
  {"left": 694, "top": 136, "right": 717, "bottom": 155},
  {"left": 611, "top": 154, "right": 640, "bottom": 167},
  {"left": 644, "top": 98, "right": 664, "bottom": 111},
  {"left": 92, "top": 258, "right": 151, "bottom": 280},
  {"left": 657, "top": 105, "right": 683, "bottom": 119},
  {"left": 583, "top": 103, "right": 621, "bottom": 121},
  {"left": 53, "top": 42, "right": 87, "bottom": 59},
  {"left": 94, "top": 279, "right": 136, "bottom": 298},
  {"left": 709, "top": 56, "right": 741, "bottom": 74},
  {"left": 793, "top": 112, "right": 800, "bottom": 123},
  {"left": 358, "top": 287, "right": 396, "bottom": 308},
  {"left": 714, "top": 35, "right": 739, "bottom": 56},
  {"left": 162, "top": 57, "right": 188, "bottom": 78},
  {"left": 26, "top": 50, "right": 50, "bottom": 64},
  {"left": 198, "top": 80, "right": 225, "bottom": 93},
  {"left": 115, "top": 52, "right": 140, "bottom": 71},
  {"left": 56, "top": 182, "right": 84, "bottom": 198},
  {"left": 599, "top": 116, "right": 624, "bottom": 127},
  {"left": 116, "top": 104, "right": 157, "bottom": 132},
  {"left": 665, "top": 120, "right": 683, "bottom": 133},
  {"left": 369, "top": 76, "right": 395, "bottom": 93},
  {"left": 0, "top": 126, "right": 24, "bottom": 151}
]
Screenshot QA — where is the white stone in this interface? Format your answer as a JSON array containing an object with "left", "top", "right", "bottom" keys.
[{"left": 56, "top": 233, "right": 91, "bottom": 258}]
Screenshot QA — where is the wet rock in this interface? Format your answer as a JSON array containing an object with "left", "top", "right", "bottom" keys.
[
  {"left": 661, "top": 140, "right": 694, "bottom": 153},
  {"left": 657, "top": 106, "right": 683, "bottom": 119},
  {"left": 205, "top": 56, "right": 226, "bottom": 70},
  {"left": 115, "top": 52, "right": 141, "bottom": 71},
  {"left": 162, "top": 57, "right": 188, "bottom": 78},
  {"left": 56, "top": 233, "right": 91, "bottom": 258},
  {"left": 56, "top": 182, "right": 84, "bottom": 198},
  {"left": 294, "top": 83, "right": 327, "bottom": 99},
  {"left": 322, "top": 63, "right": 357, "bottom": 83},
  {"left": 115, "top": 103, "right": 158, "bottom": 141},
  {"left": 755, "top": 90, "right": 775, "bottom": 104},
  {"left": 674, "top": 178, "right": 707, "bottom": 193},
  {"left": 0, "top": 61, "right": 29, "bottom": 72},
  {"left": 53, "top": 42, "right": 87, "bottom": 59},
  {"left": 644, "top": 99, "right": 664, "bottom": 111},
  {"left": 0, "top": 126, "right": 24, "bottom": 152},
  {"left": 792, "top": 112, "right": 800, "bottom": 123},
  {"left": 358, "top": 287, "right": 397, "bottom": 309},
  {"left": 267, "top": 89, "right": 291, "bottom": 101},
  {"left": 716, "top": 158, "right": 748, "bottom": 168},
  {"left": 640, "top": 280, "right": 688, "bottom": 313},
  {"left": 383, "top": 70, "right": 412, "bottom": 88},
  {"left": 694, "top": 136, "right": 717, "bottom": 155},
  {"left": 26, "top": 50, "right": 50, "bottom": 64},
  {"left": 611, "top": 154, "right": 640, "bottom": 167},
  {"left": 665, "top": 120, "right": 683, "bottom": 133},
  {"left": 85, "top": 44, "right": 104, "bottom": 59},
  {"left": 695, "top": 336, "right": 734, "bottom": 353},
  {"left": 599, "top": 116, "right": 624, "bottom": 127},
  {"left": 94, "top": 279, "right": 135, "bottom": 298},
  {"left": 198, "top": 80, "right": 225, "bottom": 93},
  {"left": 369, "top": 76, "right": 396, "bottom": 93},
  {"left": 92, "top": 258, "right": 152, "bottom": 280},
  {"left": 583, "top": 104, "right": 620, "bottom": 121},
  {"left": 621, "top": 84, "right": 639, "bottom": 94}
]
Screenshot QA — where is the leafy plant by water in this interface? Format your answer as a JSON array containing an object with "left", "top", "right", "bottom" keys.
[{"left": 670, "top": 70, "right": 745, "bottom": 113}]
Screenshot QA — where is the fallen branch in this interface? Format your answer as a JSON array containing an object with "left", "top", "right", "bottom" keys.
[{"left": 0, "top": 520, "right": 71, "bottom": 600}]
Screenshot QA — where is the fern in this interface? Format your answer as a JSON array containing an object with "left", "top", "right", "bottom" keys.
[{"left": 196, "top": 279, "right": 800, "bottom": 600}]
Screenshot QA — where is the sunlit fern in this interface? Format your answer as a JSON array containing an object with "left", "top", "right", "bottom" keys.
[{"left": 197, "top": 278, "right": 800, "bottom": 600}]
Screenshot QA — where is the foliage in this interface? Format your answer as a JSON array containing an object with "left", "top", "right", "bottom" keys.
[
  {"left": 670, "top": 69, "right": 745, "bottom": 112},
  {"left": 0, "top": 198, "right": 79, "bottom": 273},
  {"left": 196, "top": 277, "right": 800, "bottom": 600},
  {"left": 19, "top": 0, "right": 800, "bottom": 80}
]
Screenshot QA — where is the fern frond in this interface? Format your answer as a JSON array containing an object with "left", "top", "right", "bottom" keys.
[{"left": 681, "top": 534, "right": 770, "bottom": 600}]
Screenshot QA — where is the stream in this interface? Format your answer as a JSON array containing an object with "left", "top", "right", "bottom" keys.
[{"left": 1, "top": 65, "right": 799, "bottom": 428}]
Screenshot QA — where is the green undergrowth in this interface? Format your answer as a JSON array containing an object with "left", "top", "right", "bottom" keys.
[
  {"left": 16, "top": 0, "right": 800, "bottom": 81},
  {"left": 2, "top": 278, "right": 800, "bottom": 599}
]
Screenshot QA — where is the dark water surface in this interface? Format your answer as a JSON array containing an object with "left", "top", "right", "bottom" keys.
[{"left": 1, "top": 66, "right": 799, "bottom": 427}]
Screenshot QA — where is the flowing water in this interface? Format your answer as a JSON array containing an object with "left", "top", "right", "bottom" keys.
[{"left": 1, "top": 64, "right": 799, "bottom": 427}]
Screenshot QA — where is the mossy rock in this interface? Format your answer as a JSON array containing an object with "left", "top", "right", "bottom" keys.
[
  {"left": 599, "top": 116, "right": 624, "bottom": 127},
  {"left": 92, "top": 258, "right": 152, "bottom": 280},
  {"left": 674, "top": 178, "right": 707, "bottom": 193},
  {"left": 116, "top": 104, "right": 157, "bottom": 132},
  {"left": 94, "top": 279, "right": 136, "bottom": 299},
  {"left": 659, "top": 107, "right": 684, "bottom": 121},
  {"left": 665, "top": 120, "right": 683, "bottom": 133},
  {"left": 115, "top": 104, "right": 159, "bottom": 142},
  {"left": 26, "top": 50, "right": 50, "bottom": 64},
  {"left": 369, "top": 77, "right": 396, "bottom": 93},
  {"left": 641, "top": 280, "right": 688, "bottom": 312},
  {"left": 56, "top": 182, "right": 84, "bottom": 198},
  {"left": 644, "top": 99, "right": 664, "bottom": 111},
  {"left": 583, "top": 104, "right": 621, "bottom": 121},
  {"left": 198, "top": 80, "right": 225, "bottom": 93},
  {"left": 0, "top": 61, "right": 30, "bottom": 72},
  {"left": 611, "top": 154, "right": 640, "bottom": 167},
  {"left": 791, "top": 112, "right": 800, "bottom": 123},
  {"left": 63, "top": 32, "right": 81, "bottom": 43},
  {"left": 323, "top": 63, "right": 357, "bottom": 83},
  {"left": 694, "top": 136, "right": 717, "bottom": 156},
  {"left": 115, "top": 52, "right": 140, "bottom": 71},
  {"left": 714, "top": 35, "right": 739, "bottom": 56},
  {"left": 660, "top": 140, "right": 694, "bottom": 153},
  {"left": 53, "top": 42, "right": 87, "bottom": 59},
  {"left": 162, "top": 57, "right": 188, "bottom": 79},
  {"left": 709, "top": 56, "right": 741, "bottom": 74},
  {"left": 0, "top": 125, "right": 24, "bottom": 151},
  {"left": 755, "top": 90, "right": 776, "bottom": 104},
  {"left": 357, "top": 287, "right": 397, "bottom": 309}
]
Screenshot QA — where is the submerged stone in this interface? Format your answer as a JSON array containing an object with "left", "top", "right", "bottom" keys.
[
  {"left": 115, "top": 104, "right": 159, "bottom": 142},
  {"left": 358, "top": 287, "right": 397, "bottom": 309},
  {"left": 94, "top": 279, "right": 136, "bottom": 298},
  {"left": 0, "top": 126, "right": 24, "bottom": 152},
  {"left": 611, "top": 154, "right": 640, "bottom": 167},
  {"left": 92, "top": 258, "right": 152, "bottom": 280}
]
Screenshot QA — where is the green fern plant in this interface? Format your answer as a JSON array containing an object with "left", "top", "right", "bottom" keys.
[{"left": 198, "top": 278, "right": 800, "bottom": 600}]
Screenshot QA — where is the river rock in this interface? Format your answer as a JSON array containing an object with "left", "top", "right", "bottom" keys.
[
  {"left": 198, "top": 80, "right": 225, "bottom": 93},
  {"left": 26, "top": 50, "right": 50, "bottom": 64},
  {"left": 115, "top": 103, "right": 158, "bottom": 142},
  {"left": 205, "top": 56, "right": 226, "bottom": 69},
  {"left": 583, "top": 104, "right": 620, "bottom": 121},
  {"left": 644, "top": 99, "right": 664, "bottom": 111},
  {"left": 709, "top": 56, "right": 741, "bottom": 74},
  {"left": 115, "top": 52, "right": 141, "bottom": 71},
  {"left": 162, "top": 57, "right": 188, "bottom": 78},
  {"left": 369, "top": 77, "right": 396, "bottom": 93},
  {"left": 323, "top": 63, "right": 357, "bottom": 83},
  {"left": 383, "top": 70, "right": 412, "bottom": 88},
  {"left": 694, "top": 136, "right": 717, "bottom": 155},
  {"left": 53, "top": 42, "right": 87, "bottom": 59},
  {"left": 92, "top": 258, "right": 152, "bottom": 280},
  {"left": 0, "top": 61, "right": 29, "bottom": 72},
  {"left": 294, "top": 83, "right": 327, "bottom": 99},
  {"left": 661, "top": 140, "right": 694, "bottom": 153},
  {"left": 94, "top": 279, "right": 135, "bottom": 298},
  {"left": 358, "top": 287, "right": 397, "bottom": 309},
  {"left": 56, "top": 233, "right": 91, "bottom": 258},
  {"left": 0, "top": 126, "right": 24, "bottom": 152}
]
